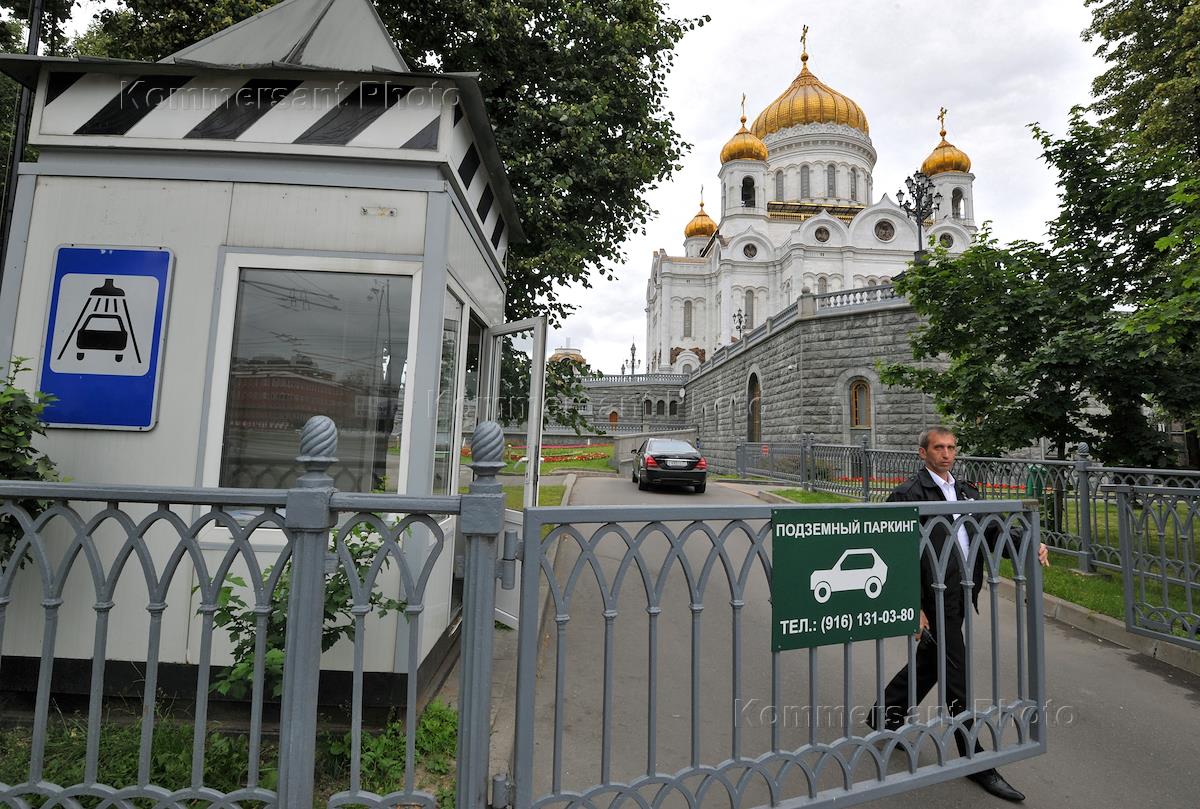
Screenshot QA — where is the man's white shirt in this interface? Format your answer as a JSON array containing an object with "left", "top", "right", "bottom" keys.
[{"left": 927, "top": 468, "right": 971, "bottom": 563}]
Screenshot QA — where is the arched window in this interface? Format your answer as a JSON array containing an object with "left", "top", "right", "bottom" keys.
[
  {"left": 817, "top": 276, "right": 828, "bottom": 295},
  {"left": 683, "top": 300, "right": 693, "bottom": 338},
  {"left": 775, "top": 171, "right": 785, "bottom": 201},
  {"left": 952, "top": 188, "right": 964, "bottom": 218},
  {"left": 747, "top": 374, "right": 762, "bottom": 442},
  {"left": 656, "top": 400, "right": 666, "bottom": 416},
  {"left": 741, "top": 176, "right": 755, "bottom": 207},
  {"left": 801, "top": 165, "right": 810, "bottom": 198},
  {"left": 850, "top": 380, "right": 871, "bottom": 427},
  {"left": 608, "top": 410, "right": 619, "bottom": 426},
  {"left": 850, "top": 167, "right": 859, "bottom": 202},
  {"left": 827, "top": 164, "right": 837, "bottom": 198},
  {"left": 669, "top": 401, "right": 678, "bottom": 416},
  {"left": 643, "top": 399, "right": 652, "bottom": 415},
  {"left": 744, "top": 289, "right": 755, "bottom": 329}
]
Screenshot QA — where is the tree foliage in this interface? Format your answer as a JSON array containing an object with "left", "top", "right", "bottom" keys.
[
  {"left": 0, "top": 359, "right": 58, "bottom": 563},
  {"left": 93, "top": 0, "right": 705, "bottom": 325},
  {"left": 884, "top": 0, "right": 1200, "bottom": 465}
]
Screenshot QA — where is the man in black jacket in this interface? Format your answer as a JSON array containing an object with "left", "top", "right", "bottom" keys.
[{"left": 867, "top": 426, "right": 1048, "bottom": 802}]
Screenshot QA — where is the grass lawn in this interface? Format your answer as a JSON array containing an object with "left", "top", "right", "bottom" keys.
[
  {"left": 772, "top": 488, "right": 859, "bottom": 504},
  {"left": 461, "top": 443, "right": 615, "bottom": 475}
]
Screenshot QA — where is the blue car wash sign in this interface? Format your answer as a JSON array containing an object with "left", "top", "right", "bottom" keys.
[{"left": 39, "top": 246, "right": 174, "bottom": 430}]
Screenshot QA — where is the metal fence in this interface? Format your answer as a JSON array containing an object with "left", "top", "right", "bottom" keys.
[
  {"left": 1109, "top": 485, "right": 1200, "bottom": 651},
  {"left": 511, "top": 499, "right": 1047, "bottom": 809},
  {"left": 737, "top": 438, "right": 1200, "bottom": 574},
  {"left": 0, "top": 416, "right": 509, "bottom": 809}
]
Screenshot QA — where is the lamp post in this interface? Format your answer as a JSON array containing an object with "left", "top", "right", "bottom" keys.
[
  {"left": 732, "top": 309, "right": 746, "bottom": 341},
  {"left": 628, "top": 341, "right": 639, "bottom": 377},
  {"left": 895, "top": 171, "right": 942, "bottom": 264}
]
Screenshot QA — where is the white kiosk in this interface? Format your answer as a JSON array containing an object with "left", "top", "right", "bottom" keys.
[{"left": 0, "top": 0, "right": 545, "bottom": 704}]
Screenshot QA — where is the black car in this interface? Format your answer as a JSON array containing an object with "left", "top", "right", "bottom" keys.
[{"left": 632, "top": 438, "right": 707, "bottom": 493}]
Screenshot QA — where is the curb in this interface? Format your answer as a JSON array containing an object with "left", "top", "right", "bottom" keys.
[
  {"left": 744, "top": 487, "right": 1200, "bottom": 680},
  {"left": 993, "top": 577, "right": 1200, "bottom": 678}
]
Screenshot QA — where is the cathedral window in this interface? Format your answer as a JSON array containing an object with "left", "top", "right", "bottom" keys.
[
  {"left": 747, "top": 373, "right": 762, "bottom": 442},
  {"left": 775, "top": 171, "right": 785, "bottom": 201},
  {"left": 817, "top": 276, "right": 828, "bottom": 295},
  {"left": 952, "top": 188, "right": 964, "bottom": 218},
  {"left": 656, "top": 400, "right": 666, "bottom": 416},
  {"left": 644, "top": 399, "right": 652, "bottom": 415},
  {"left": 741, "top": 176, "right": 755, "bottom": 207},
  {"left": 814, "top": 226, "right": 830, "bottom": 243},
  {"left": 744, "top": 289, "right": 755, "bottom": 329},
  {"left": 850, "top": 167, "right": 859, "bottom": 202},
  {"left": 826, "top": 164, "right": 837, "bottom": 198},
  {"left": 850, "top": 380, "right": 871, "bottom": 427},
  {"left": 801, "top": 165, "right": 810, "bottom": 198},
  {"left": 670, "top": 401, "right": 679, "bottom": 416},
  {"left": 683, "top": 300, "right": 693, "bottom": 338}
]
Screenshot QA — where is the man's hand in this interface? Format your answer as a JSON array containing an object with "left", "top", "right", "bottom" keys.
[
  {"left": 1038, "top": 542, "right": 1050, "bottom": 567},
  {"left": 914, "top": 609, "right": 930, "bottom": 640}
]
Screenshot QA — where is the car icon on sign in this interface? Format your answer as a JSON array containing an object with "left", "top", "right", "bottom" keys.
[{"left": 810, "top": 549, "right": 888, "bottom": 603}]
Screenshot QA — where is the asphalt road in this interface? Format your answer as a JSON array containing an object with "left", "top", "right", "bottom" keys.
[{"left": 520, "top": 475, "right": 1199, "bottom": 809}]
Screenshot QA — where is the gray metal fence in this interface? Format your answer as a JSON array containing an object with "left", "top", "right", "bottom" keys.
[
  {"left": 737, "top": 438, "right": 1200, "bottom": 574},
  {"left": 510, "top": 499, "right": 1047, "bottom": 809},
  {"left": 0, "top": 416, "right": 508, "bottom": 809},
  {"left": 1109, "top": 485, "right": 1200, "bottom": 651}
]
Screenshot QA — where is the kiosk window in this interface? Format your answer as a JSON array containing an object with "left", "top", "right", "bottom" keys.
[
  {"left": 219, "top": 270, "right": 412, "bottom": 492},
  {"left": 432, "top": 295, "right": 463, "bottom": 496}
]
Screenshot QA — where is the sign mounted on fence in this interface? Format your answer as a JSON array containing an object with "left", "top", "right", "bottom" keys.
[
  {"left": 38, "top": 246, "right": 174, "bottom": 430},
  {"left": 771, "top": 505, "right": 921, "bottom": 651}
]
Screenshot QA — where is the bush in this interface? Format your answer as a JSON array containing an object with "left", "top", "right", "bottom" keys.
[{"left": 0, "top": 358, "right": 59, "bottom": 564}]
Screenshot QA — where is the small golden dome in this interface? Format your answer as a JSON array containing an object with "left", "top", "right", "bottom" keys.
[
  {"left": 921, "top": 131, "right": 971, "bottom": 175},
  {"left": 684, "top": 201, "right": 717, "bottom": 239},
  {"left": 751, "top": 47, "right": 869, "bottom": 138},
  {"left": 921, "top": 109, "right": 971, "bottom": 175},
  {"left": 721, "top": 114, "right": 768, "bottom": 163}
]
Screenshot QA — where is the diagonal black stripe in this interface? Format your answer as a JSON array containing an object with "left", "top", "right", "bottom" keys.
[
  {"left": 453, "top": 103, "right": 463, "bottom": 126},
  {"left": 186, "top": 79, "right": 304, "bottom": 140},
  {"left": 458, "top": 144, "right": 480, "bottom": 190},
  {"left": 491, "top": 219, "right": 505, "bottom": 249},
  {"left": 75, "top": 75, "right": 194, "bottom": 136},
  {"left": 46, "top": 72, "right": 85, "bottom": 105},
  {"left": 401, "top": 116, "right": 439, "bottom": 150},
  {"left": 294, "top": 82, "right": 413, "bottom": 146},
  {"left": 476, "top": 185, "right": 494, "bottom": 223}
]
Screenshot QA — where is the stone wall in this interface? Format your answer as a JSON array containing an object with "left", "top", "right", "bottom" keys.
[{"left": 682, "top": 296, "right": 939, "bottom": 473}]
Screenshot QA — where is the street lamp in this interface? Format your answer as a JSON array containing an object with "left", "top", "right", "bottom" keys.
[
  {"left": 895, "top": 170, "right": 942, "bottom": 264},
  {"left": 732, "top": 308, "right": 746, "bottom": 340},
  {"left": 628, "top": 341, "right": 639, "bottom": 377}
]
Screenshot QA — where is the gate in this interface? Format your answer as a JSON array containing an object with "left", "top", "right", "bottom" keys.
[
  {"left": 1109, "top": 485, "right": 1200, "bottom": 651},
  {"left": 507, "top": 499, "right": 1047, "bottom": 809}
]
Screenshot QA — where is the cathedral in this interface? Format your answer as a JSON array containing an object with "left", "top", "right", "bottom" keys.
[{"left": 646, "top": 34, "right": 978, "bottom": 374}]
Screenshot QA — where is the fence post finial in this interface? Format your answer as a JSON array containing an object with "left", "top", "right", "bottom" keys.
[
  {"left": 468, "top": 420, "right": 506, "bottom": 491},
  {"left": 297, "top": 415, "right": 338, "bottom": 477},
  {"left": 1074, "top": 441, "right": 1094, "bottom": 574}
]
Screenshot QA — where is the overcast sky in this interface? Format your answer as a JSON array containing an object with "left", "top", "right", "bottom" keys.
[{"left": 550, "top": 0, "right": 1107, "bottom": 374}]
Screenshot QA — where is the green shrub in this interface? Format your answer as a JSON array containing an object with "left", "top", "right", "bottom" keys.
[{"left": 0, "top": 358, "right": 59, "bottom": 564}]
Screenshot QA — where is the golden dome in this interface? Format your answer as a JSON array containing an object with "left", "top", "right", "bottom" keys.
[
  {"left": 720, "top": 113, "right": 768, "bottom": 163},
  {"left": 921, "top": 108, "right": 971, "bottom": 175},
  {"left": 684, "top": 200, "right": 717, "bottom": 239},
  {"left": 750, "top": 47, "right": 869, "bottom": 138}
]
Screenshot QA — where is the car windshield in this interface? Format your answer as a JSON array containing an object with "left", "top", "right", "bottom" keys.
[
  {"left": 648, "top": 440, "right": 696, "bottom": 454},
  {"left": 840, "top": 553, "right": 876, "bottom": 570}
]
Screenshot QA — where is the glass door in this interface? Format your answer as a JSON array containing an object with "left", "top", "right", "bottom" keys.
[{"left": 483, "top": 316, "right": 547, "bottom": 508}]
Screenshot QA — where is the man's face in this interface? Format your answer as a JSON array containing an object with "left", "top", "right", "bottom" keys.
[{"left": 919, "top": 432, "right": 958, "bottom": 479}]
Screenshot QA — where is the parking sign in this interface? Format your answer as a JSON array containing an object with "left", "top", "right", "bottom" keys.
[
  {"left": 771, "top": 506, "right": 921, "bottom": 651},
  {"left": 38, "top": 246, "right": 174, "bottom": 430}
]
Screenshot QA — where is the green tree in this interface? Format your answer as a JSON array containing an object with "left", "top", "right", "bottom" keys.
[
  {"left": 0, "top": 359, "right": 58, "bottom": 564},
  {"left": 94, "top": 0, "right": 704, "bottom": 326},
  {"left": 884, "top": 0, "right": 1200, "bottom": 465}
]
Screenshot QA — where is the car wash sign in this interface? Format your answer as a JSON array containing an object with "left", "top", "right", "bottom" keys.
[
  {"left": 39, "top": 246, "right": 174, "bottom": 430},
  {"left": 771, "top": 506, "right": 921, "bottom": 651}
]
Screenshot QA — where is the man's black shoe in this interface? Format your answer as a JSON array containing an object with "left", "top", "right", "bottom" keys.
[
  {"left": 864, "top": 705, "right": 902, "bottom": 733},
  {"left": 967, "top": 768, "right": 1025, "bottom": 802}
]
